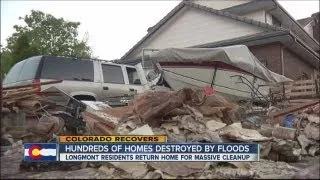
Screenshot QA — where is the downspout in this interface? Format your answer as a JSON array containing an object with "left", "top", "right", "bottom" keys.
[{"left": 280, "top": 44, "right": 284, "bottom": 75}]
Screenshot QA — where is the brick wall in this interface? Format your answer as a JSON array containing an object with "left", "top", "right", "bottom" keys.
[
  {"left": 283, "top": 48, "right": 315, "bottom": 80},
  {"left": 249, "top": 42, "right": 315, "bottom": 80},
  {"left": 249, "top": 43, "right": 282, "bottom": 75}
]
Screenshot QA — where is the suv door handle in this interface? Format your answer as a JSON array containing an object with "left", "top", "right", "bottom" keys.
[
  {"left": 103, "top": 86, "right": 109, "bottom": 90},
  {"left": 129, "top": 88, "right": 135, "bottom": 92}
]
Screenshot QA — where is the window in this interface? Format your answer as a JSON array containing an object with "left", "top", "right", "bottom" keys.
[
  {"left": 272, "top": 16, "right": 281, "bottom": 27},
  {"left": 18, "top": 56, "right": 42, "bottom": 81},
  {"left": 102, "top": 64, "right": 124, "bottom": 84},
  {"left": 126, "top": 67, "right": 141, "bottom": 85},
  {"left": 40, "top": 56, "right": 94, "bottom": 82},
  {"left": 3, "top": 60, "right": 26, "bottom": 84}
]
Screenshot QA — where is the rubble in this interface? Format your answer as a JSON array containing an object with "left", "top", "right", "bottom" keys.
[
  {"left": 293, "top": 163, "right": 320, "bottom": 179},
  {"left": 304, "top": 123, "right": 319, "bottom": 140},
  {"left": 205, "top": 120, "right": 226, "bottom": 132},
  {"left": 148, "top": 162, "right": 203, "bottom": 177},
  {"left": 143, "top": 171, "right": 162, "bottom": 179},
  {"left": 98, "top": 165, "right": 115, "bottom": 176},
  {"left": 128, "top": 124, "right": 154, "bottom": 135},
  {"left": 297, "top": 134, "right": 314, "bottom": 155},
  {"left": 1, "top": 84, "right": 319, "bottom": 179},
  {"left": 268, "top": 100, "right": 319, "bottom": 125},
  {"left": 271, "top": 126, "right": 296, "bottom": 140},
  {"left": 219, "top": 123, "right": 271, "bottom": 142},
  {"left": 109, "top": 162, "right": 148, "bottom": 178}
]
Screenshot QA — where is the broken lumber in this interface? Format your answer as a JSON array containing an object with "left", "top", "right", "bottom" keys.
[{"left": 268, "top": 100, "right": 319, "bottom": 125}]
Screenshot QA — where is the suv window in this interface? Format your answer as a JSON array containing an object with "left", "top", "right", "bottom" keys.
[
  {"left": 18, "top": 56, "right": 42, "bottom": 81},
  {"left": 3, "top": 60, "right": 26, "bottom": 84},
  {"left": 40, "top": 56, "right": 94, "bottom": 82},
  {"left": 102, "top": 64, "right": 124, "bottom": 84},
  {"left": 126, "top": 67, "right": 141, "bottom": 85}
]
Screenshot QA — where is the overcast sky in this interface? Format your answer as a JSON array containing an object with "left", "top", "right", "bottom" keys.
[{"left": 1, "top": 0, "right": 319, "bottom": 60}]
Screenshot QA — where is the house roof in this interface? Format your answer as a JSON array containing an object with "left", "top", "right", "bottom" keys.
[
  {"left": 223, "top": 0, "right": 320, "bottom": 48},
  {"left": 297, "top": 17, "right": 313, "bottom": 27},
  {"left": 116, "top": 30, "right": 319, "bottom": 69},
  {"left": 120, "top": 0, "right": 287, "bottom": 60}
]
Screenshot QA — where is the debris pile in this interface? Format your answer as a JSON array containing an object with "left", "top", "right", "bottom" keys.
[
  {"left": 1, "top": 80, "right": 88, "bottom": 152},
  {"left": 1, "top": 85, "right": 319, "bottom": 179},
  {"left": 257, "top": 101, "right": 320, "bottom": 162},
  {"left": 83, "top": 88, "right": 239, "bottom": 143},
  {"left": 2, "top": 80, "right": 63, "bottom": 111}
]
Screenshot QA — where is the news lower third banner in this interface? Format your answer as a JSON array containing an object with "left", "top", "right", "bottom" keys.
[{"left": 24, "top": 136, "right": 260, "bottom": 162}]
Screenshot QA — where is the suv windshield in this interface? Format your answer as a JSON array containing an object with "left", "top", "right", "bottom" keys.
[{"left": 40, "top": 56, "right": 94, "bottom": 81}]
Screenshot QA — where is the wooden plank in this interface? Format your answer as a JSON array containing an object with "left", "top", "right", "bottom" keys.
[
  {"left": 3, "top": 94, "right": 38, "bottom": 105},
  {"left": 2, "top": 80, "right": 63, "bottom": 90},
  {"left": 289, "top": 99, "right": 316, "bottom": 103},
  {"left": 2, "top": 87, "right": 34, "bottom": 94},
  {"left": 284, "top": 84, "right": 294, "bottom": 88},
  {"left": 269, "top": 99, "right": 320, "bottom": 118},
  {"left": 290, "top": 85, "right": 316, "bottom": 91},
  {"left": 3, "top": 89, "right": 38, "bottom": 99},
  {"left": 287, "top": 91, "right": 316, "bottom": 97},
  {"left": 293, "top": 79, "right": 315, "bottom": 85},
  {"left": 270, "top": 87, "right": 284, "bottom": 93}
]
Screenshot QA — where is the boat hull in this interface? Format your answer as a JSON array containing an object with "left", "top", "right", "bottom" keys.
[{"left": 160, "top": 65, "right": 270, "bottom": 102}]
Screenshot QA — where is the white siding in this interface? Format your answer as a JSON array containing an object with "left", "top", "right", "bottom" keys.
[
  {"left": 128, "top": 7, "right": 264, "bottom": 59},
  {"left": 192, "top": 0, "right": 252, "bottom": 10},
  {"left": 240, "top": 9, "right": 266, "bottom": 23}
]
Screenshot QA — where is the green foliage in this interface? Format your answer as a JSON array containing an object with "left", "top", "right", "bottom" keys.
[
  {"left": 1, "top": 49, "right": 15, "bottom": 76},
  {"left": 1, "top": 10, "right": 92, "bottom": 77}
]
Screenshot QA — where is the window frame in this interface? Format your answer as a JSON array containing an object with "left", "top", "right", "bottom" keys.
[
  {"left": 125, "top": 66, "right": 142, "bottom": 85},
  {"left": 101, "top": 63, "right": 125, "bottom": 84},
  {"left": 40, "top": 57, "right": 95, "bottom": 82}
]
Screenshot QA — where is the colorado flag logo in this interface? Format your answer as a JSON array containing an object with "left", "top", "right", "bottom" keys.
[{"left": 24, "top": 143, "right": 57, "bottom": 161}]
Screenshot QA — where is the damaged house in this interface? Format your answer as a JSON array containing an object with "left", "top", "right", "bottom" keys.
[{"left": 117, "top": 0, "right": 320, "bottom": 80}]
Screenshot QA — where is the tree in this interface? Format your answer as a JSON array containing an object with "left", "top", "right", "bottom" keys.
[{"left": 1, "top": 10, "right": 92, "bottom": 76}]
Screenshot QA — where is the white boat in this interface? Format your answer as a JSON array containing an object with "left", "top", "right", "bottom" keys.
[{"left": 147, "top": 45, "right": 292, "bottom": 102}]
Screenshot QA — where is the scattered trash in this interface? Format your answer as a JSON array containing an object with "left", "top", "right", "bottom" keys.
[
  {"left": 1, "top": 84, "right": 319, "bottom": 179},
  {"left": 283, "top": 114, "right": 296, "bottom": 128}
]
